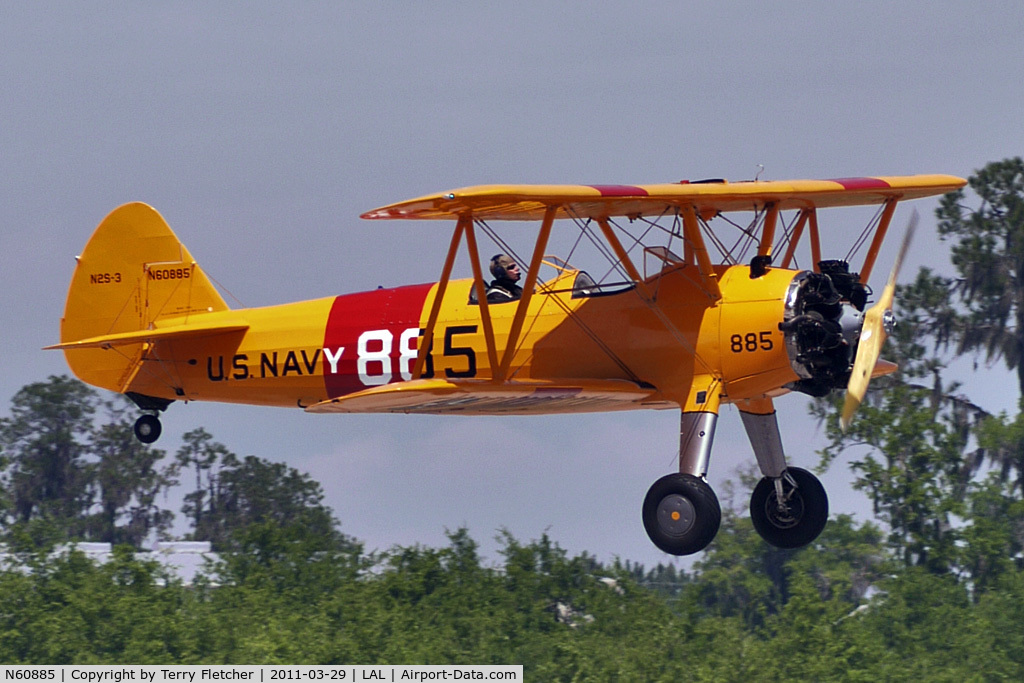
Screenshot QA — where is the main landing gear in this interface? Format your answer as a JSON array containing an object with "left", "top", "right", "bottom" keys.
[
  {"left": 642, "top": 472, "right": 721, "bottom": 556},
  {"left": 133, "top": 414, "right": 162, "bottom": 444},
  {"left": 126, "top": 392, "right": 173, "bottom": 445},
  {"left": 749, "top": 467, "right": 828, "bottom": 549},
  {"left": 641, "top": 405, "right": 828, "bottom": 555}
]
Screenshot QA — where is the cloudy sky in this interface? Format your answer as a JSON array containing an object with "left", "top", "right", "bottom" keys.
[{"left": 3, "top": 2, "right": 1022, "bottom": 568}]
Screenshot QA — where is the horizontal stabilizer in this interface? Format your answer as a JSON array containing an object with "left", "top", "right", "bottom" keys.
[
  {"left": 305, "top": 378, "right": 658, "bottom": 415},
  {"left": 45, "top": 319, "right": 249, "bottom": 350}
]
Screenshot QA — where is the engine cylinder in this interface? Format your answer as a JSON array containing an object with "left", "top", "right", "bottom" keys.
[{"left": 781, "top": 262, "right": 869, "bottom": 397}]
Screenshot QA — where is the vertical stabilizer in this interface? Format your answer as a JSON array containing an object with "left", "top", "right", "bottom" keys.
[{"left": 59, "top": 203, "right": 228, "bottom": 393}]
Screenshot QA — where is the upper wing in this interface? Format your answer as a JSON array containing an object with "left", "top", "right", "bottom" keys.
[
  {"left": 361, "top": 175, "right": 966, "bottom": 222},
  {"left": 304, "top": 378, "right": 661, "bottom": 415}
]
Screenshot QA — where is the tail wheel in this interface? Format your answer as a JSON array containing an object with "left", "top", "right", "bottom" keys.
[
  {"left": 750, "top": 467, "right": 828, "bottom": 549},
  {"left": 642, "top": 473, "right": 721, "bottom": 556},
  {"left": 133, "top": 414, "right": 162, "bottom": 444}
]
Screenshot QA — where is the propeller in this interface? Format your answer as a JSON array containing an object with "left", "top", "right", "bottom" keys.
[{"left": 840, "top": 210, "right": 918, "bottom": 432}]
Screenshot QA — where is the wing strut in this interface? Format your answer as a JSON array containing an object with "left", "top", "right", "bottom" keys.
[
  {"left": 858, "top": 198, "right": 898, "bottom": 283},
  {"left": 463, "top": 221, "right": 500, "bottom": 375},
  {"left": 413, "top": 216, "right": 467, "bottom": 380},
  {"left": 497, "top": 206, "right": 555, "bottom": 380},
  {"left": 808, "top": 209, "right": 823, "bottom": 273},
  {"left": 779, "top": 209, "right": 812, "bottom": 269},
  {"left": 595, "top": 218, "right": 655, "bottom": 302},
  {"left": 758, "top": 203, "right": 780, "bottom": 258},
  {"left": 681, "top": 206, "right": 722, "bottom": 302},
  {"left": 594, "top": 216, "right": 716, "bottom": 377}
]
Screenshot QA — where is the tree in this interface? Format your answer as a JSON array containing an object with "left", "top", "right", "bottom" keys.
[
  {"left": 814, "top": 269, "right": 984, "bottom": 575},
  {"left": 0, "top": 376, "right": 97, "bottom": 539},
  {"left": 173, "top": 428, "right": 346, "bottom": 553},
  {"left": 935, "top": 157, "right": 1024, "bottom": 395},
  {"left": 683, "top": 507, "right": 886, "bottom": 630},
  {"left": 86, "top": 401, "right": 174, "bottom": 546},
  {"left": 0, "top": 376, "right": 175, "bottom": 548},
  {"left": 810, "top": 159, "right": 1024, "bottom": 584},
  {"left": 173, "top": 428, "right": 231, "bottom": 536}
]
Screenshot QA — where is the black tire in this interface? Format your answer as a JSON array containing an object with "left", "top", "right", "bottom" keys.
[
  {"left": 750, "top": 467, "right": 828, "bottom": 549},
  {"left": 642, "top": 473, "right": 721, "bottom": 555},
  {"left": 133, "top": 414, "right": 162, "bottom": 444}
]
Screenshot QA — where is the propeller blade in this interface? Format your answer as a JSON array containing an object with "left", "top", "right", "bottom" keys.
[{"left": 840, "top": 210, "right": 918, "bottom": 432}]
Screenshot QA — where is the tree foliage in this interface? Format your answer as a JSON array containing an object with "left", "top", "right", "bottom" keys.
[
  {"left": 0, "top": 377, "right": 171, "bottom": 546},
  {"left": 936, "top": 157, "right": 1024, "bottom": 393},
  {"left": 0, "top": 524, "right": 1021, "bottom": 677},
  {"left": 171, "top": 428, "right": 344, "bottom": 552}
]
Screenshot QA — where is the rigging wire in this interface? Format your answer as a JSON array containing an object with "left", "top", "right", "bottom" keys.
[
  {"left": 476, "top": 217, "right": 643, "bottom": 384},
  {"left": 595, "top": 215, "right": 659, "bottom": 286},
  {"left": 844, "top": 203, "right": 886, "bottom": 264},
  {"left": 599, "top": 214, "right": 717, "bottom": 376},
  {"left": 712, "top": 207, "right": 761, "bottom": 263},
  {"left": 776, "top": 210, "right": 802, "bottom": 270},
  {"left": 205, "top": 271, "right": 246, "bottom": 308}
]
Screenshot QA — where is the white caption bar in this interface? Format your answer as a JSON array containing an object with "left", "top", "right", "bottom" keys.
[{"left": 0, "top": 667, "right": 522, "bottom": 683}]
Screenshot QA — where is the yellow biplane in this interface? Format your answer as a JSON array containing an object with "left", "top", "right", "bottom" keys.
[{"left": 49, "top": 174, "right": 966, "bottom": 555}]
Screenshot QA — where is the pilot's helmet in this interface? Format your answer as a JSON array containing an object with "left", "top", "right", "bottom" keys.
[{"left": 490, "top": 254, "right": 517, "bottom": 279}]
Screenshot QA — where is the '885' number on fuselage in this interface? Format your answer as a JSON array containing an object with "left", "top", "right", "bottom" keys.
[
  {"left": 730, "top": 331, "right": 773, "bottom": 353},
  {"left": 356, "top": 325, "right": 478, "bottom": 386}
]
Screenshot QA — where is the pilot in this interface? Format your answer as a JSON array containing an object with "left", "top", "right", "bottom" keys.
[{"left": 486, "top": 254, "right": 523, "bottom": 303}]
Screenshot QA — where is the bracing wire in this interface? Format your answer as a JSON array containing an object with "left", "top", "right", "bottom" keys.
[{"left": 844, "top": 203, "right": 886, "bottom": 264}]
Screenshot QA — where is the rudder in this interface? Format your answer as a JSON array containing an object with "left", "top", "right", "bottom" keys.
[{"left": 59, "top": 203, "right": 229, "bottom": 393}]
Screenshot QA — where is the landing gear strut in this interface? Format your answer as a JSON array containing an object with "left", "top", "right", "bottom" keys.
[
  {"left": 642, "top": 400, "right": 830, "bottom": 556},
  {"left": 642, "top": 408, "right": 722, "bottom": 555}
]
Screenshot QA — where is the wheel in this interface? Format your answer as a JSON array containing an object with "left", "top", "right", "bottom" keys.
[
  {"left": 133, "top": 414, "right": 162, "bottom": 444},
  {"left": 750, "top": 467, "right": 828, "bottom": 549},
  {"left": 642, "top": 473, "right": 721, "bottom": 555}
]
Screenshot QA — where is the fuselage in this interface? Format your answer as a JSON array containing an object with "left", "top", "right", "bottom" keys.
[{"left": 107, "top": 262, "right": 805, "bottom": 412}]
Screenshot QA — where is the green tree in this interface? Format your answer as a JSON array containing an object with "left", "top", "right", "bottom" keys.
[
  {"left": 173, "top": 428, "right": 230, "bottom": 534},
  {"left": 684, "top": 509, "right": 886, "bottom": 631},
  {"left": 0, "top": 376, "right": 97, "bottom": 539},
  {"left": 173, "top": 428, "right": 346, "bottom": 553},
  {"left": 0, "top": 376, "right": 175, "bottom": 548},
  {"left": 87, "top": 400, "right": 174, "bottom": 546},
  {"left": 811, "top": 159, "right": 1024, "bottom": 587},
  {"left": 0, "top": 545, "right": 198, "bottom": 663},
  {"left": 812, "top": 256, "right": 992, "bottom": 576},
  {"left": 936, "top": 157, "right": 1024, "bottom": 395},
  {"left": 957, "top": 472, "right": 1024, "bottom": 592}
]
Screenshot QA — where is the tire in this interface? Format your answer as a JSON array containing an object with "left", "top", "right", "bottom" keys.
[
  {"left": 133, "top": 414, "right": 162, "bottom": 444},
  {"left": 642, "top": 473, "right": 721, "bottom": 555},
  {"left": 750, "top": 467, "right": 828, "bottom": 549}
]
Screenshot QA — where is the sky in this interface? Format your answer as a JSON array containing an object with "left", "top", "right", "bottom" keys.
[{"left": 2, "top": 2, "right": 1023, "bottom": 569}]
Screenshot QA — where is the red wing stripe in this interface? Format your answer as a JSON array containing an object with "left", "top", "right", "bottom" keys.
[
  {"left": 829, "top": 177, "right": 892, "bottom": 191},
  {"left": 586, "top": 185, "right": 650, "bottom": 197}
]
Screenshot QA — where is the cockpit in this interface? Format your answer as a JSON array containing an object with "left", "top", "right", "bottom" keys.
[{"left": 468, "top": 253, "right": 667, "bottom": 306}]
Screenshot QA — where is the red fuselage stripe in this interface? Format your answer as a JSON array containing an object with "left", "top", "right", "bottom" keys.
[{"left": 322, "top": 282, "right": 433, "bottom": 398}]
